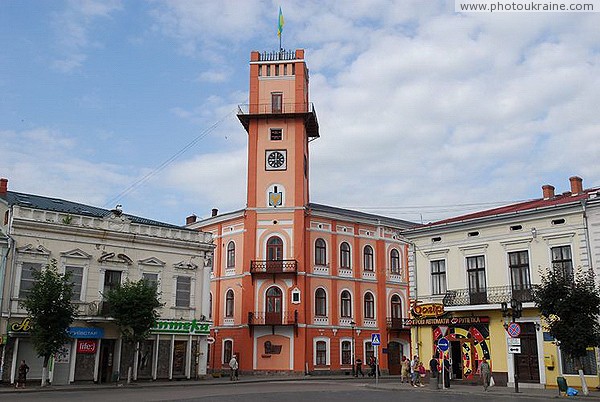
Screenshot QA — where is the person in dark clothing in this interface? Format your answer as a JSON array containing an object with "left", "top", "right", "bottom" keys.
[
  {"left": 16, "top": 360, "right": 29, "bottom": 389},
  {"left": 355, "top": 358, "right": 364, "bottom": 377},
  {"left": 443, "top": 357, "right": 451, "bottom": 388},
  {"left": 429, "top": 356, "right": 440, "bottom": 388}
]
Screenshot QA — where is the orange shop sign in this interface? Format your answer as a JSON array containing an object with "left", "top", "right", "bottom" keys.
[{"left": 411, "top": 302, "right": 445, "bottom": 318}]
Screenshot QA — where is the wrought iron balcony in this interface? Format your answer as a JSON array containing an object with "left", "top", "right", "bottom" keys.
[
  {"left": 442, "top": 285, "right": 534, "bottom": 307},
  {"left": 386, "top": 317, "right": 411, "bottom": 330},
  {"left": 248, "top": 310, "right": 298, "bottom": 326},
  {"left": 250, "top": 259, "right": 298, "bottom": 274},
  {"left": 237, "top": 103, "right": 319, "bottom": 138}
]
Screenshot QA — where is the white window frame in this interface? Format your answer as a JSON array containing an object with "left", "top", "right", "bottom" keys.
[{"left": 313, "top": 336, "right": 330, "bottom": 366}]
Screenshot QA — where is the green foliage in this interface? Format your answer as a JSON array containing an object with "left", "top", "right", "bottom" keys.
[
  {"left": 533, "top": 266, "right": 600, "bottom": 360},
  {"left": 20, "top": 259, "right": 77, "bottom": 366},
  {"left": 103, "top": 279, "right": 163, "bottom": 345}
]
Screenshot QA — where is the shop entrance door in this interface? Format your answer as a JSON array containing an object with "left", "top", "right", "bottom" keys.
[
  {"left": 516, "top": 323, "right": 540, "bottom": 383},
  {"left": 450, "top": 341, "right": 462, "bottom": 379},
  {"left": 99, "top": 339, "right": 115, "bottom": 383},
  {"left": 387, "top": 341, "right": 402, "bottom": 375}
]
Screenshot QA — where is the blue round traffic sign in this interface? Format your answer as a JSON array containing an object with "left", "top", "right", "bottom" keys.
[{"left": 437, "top": 338, "right": 449, "bottom": 352}]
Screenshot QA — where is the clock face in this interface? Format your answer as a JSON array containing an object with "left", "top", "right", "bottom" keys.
[{"left": 266, "top": 150, "right": 286, "bottom": 170}]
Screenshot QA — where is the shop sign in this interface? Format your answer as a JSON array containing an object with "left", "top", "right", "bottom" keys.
[
  {"left": 68, "top": 327, "right": 104, "bottom": 339},
  {"left": 406, "top": 316, "right": 490, "bottom": 326},
  {"left": 77, "top": 340, "right": 97, "bottom": 354},
  {"left": 411, "top": 302, "right": 446, "bottom": 318},
  {"left": 151, "top": 319, "right": 210, "bottom": 335},
  {"left": 10, "top": 317, "right": 32, "bottom": 333}
]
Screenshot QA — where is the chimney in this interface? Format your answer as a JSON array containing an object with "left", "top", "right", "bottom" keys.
[
  {"left": 569, "top": 176, "right": 583, "bottom": 195},
  {"left": 542, "top": 184, "right": 555, "bottom": 199},
  {"left": 211, "top": 208, "right": 218, "bottom": 217},
  {"left": 0, "top": 178, "right": 7, "bottom": 195},
  {"left": 185, "top": 214, "right": 197, "bottom": 225}
]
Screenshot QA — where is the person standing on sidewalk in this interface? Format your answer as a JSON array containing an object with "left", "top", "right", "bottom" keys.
[
  {"left": 229, "top": 355, "right": 239, "bottom": 381},
  {"left": 400, "top": 356, "right": 410, "bottom": 383},
  {"left": 479, "top": 358, "right": 492, "bottom": 391},
  {"left": 443, "top": 356, "right": 451, "bottom": 388},
  {"left": 16, "top": 360, "right": 29, "bottom": 389},
  {"left": 429, "top": 356, "right": 440, "bottom": 388},
  {"left": 355, "top": 358, "right": 365, "bottom": 377},
  {"left": 410, "top": 355, "right": 419, "bottom": 387}
]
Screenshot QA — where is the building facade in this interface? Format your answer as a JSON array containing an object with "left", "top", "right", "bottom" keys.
[
  {"left": 189, "top": 49, "right": 415, "bottom": 375},
  {"left": 405, "top": 177, "right": 600, "bottom": 389},
  {"left": 0, "top": 178, "right": 214, "bottom": 384}
]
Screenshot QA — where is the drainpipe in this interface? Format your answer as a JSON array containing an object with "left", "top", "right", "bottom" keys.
[
  {"left": 0, "top": 228, "right": 16, "bottom": 383},
  {"left": 410, "top": 242, "right": 419, "bottom": 356}
]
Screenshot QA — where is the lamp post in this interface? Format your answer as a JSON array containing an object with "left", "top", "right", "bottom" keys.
[
  {"left": 501, "top": 298, "right": 523, "bottom": 393},
  {"left": 351, "top": 321, "right": 356, "bottom": 376}
]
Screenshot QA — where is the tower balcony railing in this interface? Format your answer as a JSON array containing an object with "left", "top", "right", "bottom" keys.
[
  {"left": 257, "top": 49, "right": 298, "bottom": 61},
  {"left": 238, "top": 102, "right": 316, "bottom": 115},
  {"left": 250, "top": 259, "right": 298, "bottom": 275},
  {"left": 442, "top": 285, "right": 534, "bottom": 307},
  {"left": 248, "top": 310, "right": 298, "bottom": 326},
  {"left": 386, "top": 317, "right": 411, "bottom": 330}
]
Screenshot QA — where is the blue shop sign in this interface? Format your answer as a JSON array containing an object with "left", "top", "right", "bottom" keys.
[{"left": 68, "top": 327, "right": 104, "bottom": 339}]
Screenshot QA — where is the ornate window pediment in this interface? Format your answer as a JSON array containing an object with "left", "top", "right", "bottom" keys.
[
  {"left": 60, "top": 249, "right": 92, "bottom": 259},
  {"left": 139, "top": 257, "right": 166, "bottom": 267},
  {"left": 17, "top": 244, "right": 50, "bottom": 256},
  {"left": 174, "top": 261, "right": 198, "bottom": 271},
  {"left": 98, "top": 252, "right": 133, "bottom": 265}
]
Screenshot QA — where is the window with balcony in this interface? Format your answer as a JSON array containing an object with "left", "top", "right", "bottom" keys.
[
  {"left": 341, "top": 290, "right": 352, "bottom": 318},
  {"left": 315, "top": 288, "right": 327, "bottom": 317},
  {"left": 509, "top": 250, "right": 531, "bottom": 299},
  {"left": 266, "top": 286, "right": 282, "bottom": 324},
  {"left": 341, "top": 341, "right": 352, "bottom": 365},
  {"left": 363, "top": 245, "right": 374, "bottom": 271},
  {"left": 225, "top": 289, "right": 234, "bottom": 317},
  {"left": 315, "top": 238, "right": 327, "bottom": 266},
  {"left": 467, "top": 255, "right": 486, "bottom": 304},
  {"left": 364, "top": 292, "right": 375, "bottom": 319},
  {"left": 431, "top": 260, "right": 447, "bottom": 295},
  {"left": 267, "top": 236, "right": 283, "bottom": 261},
  {"left": 272, "top": 92, "right": 282, "bottom": 113},
  {"left": 551, "top": 245, "right": 573, "bottom": 277},
  {"left": 316, "top": 341, "right": 327, "bottom": 365},
  {"left": 390, "top": 249, "right": 400, "bottom": 273},
  {"left": 390, "top": 294, "right": 403, "bottom": 329},
  {"left": 226, "top": 241, "right": 236, "bottom": 268},
  {"left": 340, "top": 242, "right": 351, "bottom": 269}
]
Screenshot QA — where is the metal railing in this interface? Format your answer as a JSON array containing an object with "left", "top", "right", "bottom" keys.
[
  {"left": 248, "top": 310, "right": 298, "bottom": 326},
  {"left": 238, "top": 102, "right": 316, "bottom": 115},
  {"left": 250, "top": 259, "right": 298, "bottom": 274},
  {"left": 443, "top": 285, "right": 534, "bottom": 307},
  {"left": 257, "top": 50, "right": 298, "bottom": 61},
  {"left": 386, "top": 317, "right": 411, "bottom": 330}
]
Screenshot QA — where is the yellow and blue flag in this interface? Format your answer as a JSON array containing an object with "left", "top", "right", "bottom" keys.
[{"left": 277, "top": 7, "right": 284, "bottom": 37}]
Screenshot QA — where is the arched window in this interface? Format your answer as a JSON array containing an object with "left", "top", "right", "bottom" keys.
[
  {"left": 266, "top": 286, "right": 282, "bottom": 313},
  {"left": 341, "top": 290, "right": 352, "bottom": 318},
  {"left": 340, "top": 242, "right": 351, "bottom": 269},
  {"left": 225, "top": 289, "right": 234, "bottom": 317},
  {"left": 316, "top": 341, "right": 327, "bottom": 365},
  {"left": 267, "top": 236, "right": 283, "bottom": 261},
  {"left": 315, "top": 288, "right": 327, "bottom": 317},
  {"left": 223, "top": 339, "right": 233, "bottom": 364},
  {"left": 364, "top": 292, "right": 375, "bottom": 319},
  {"left": 390, "top": 249, "right": 400, "bottom": 273},
  {"left": 391, "top": 294, "right": 402, "bottom": 319},
  {"left": 315, "top": 238, "right": 327, "bottom": 265},
  {"left": 363, "top": 245, "right": 374, "bottom": 271},
  {"left": 226, "top": 241, "right": 235, "bottom": 268}
]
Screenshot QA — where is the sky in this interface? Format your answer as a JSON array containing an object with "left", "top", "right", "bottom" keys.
[{"left": 2, "top": 0, "right": 600, "bottom": 226}]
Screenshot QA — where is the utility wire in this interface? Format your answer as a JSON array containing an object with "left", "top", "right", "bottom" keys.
[{"left": 104, "top": 107, "right": 238, "bottom": 209}]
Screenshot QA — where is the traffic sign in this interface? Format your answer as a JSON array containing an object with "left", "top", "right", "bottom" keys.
[
  {"left": 507, "top": 338, "right": 521, "bottom": 346},
  {"left": 437, "top": 338, "right": 450, "bottom": 352},
  {"left": 508, "top": 345, "right": 521, "bottom": 354},
  {"left": 371, "top": 333, "right": 381, "bottom": 346},
  {"left": 507, "top": 322, "right": 521, "bottom": 338}
]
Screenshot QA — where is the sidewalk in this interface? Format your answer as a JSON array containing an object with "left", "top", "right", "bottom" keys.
[{"left": 2, "top": 374, "right": 600, "bottom": 399}]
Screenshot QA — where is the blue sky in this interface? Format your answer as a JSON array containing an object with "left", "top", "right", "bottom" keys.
[{"left": 2, "top": 0, "right": 600, "bottom": 226}]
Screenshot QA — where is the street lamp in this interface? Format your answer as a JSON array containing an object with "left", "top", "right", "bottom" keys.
[
  {"left": 501, "top": 298, "right": 523, "bottom": 393},
  {"left": 351, "top": 321, "right": 356, "bottom": 376}
]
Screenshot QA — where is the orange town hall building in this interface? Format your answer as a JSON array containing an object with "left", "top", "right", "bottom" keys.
[{"left": 188, "top": 49, "right": 414, "bottom": 375}]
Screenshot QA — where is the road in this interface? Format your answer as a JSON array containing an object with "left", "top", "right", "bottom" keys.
[{"left": 6, "top": 380, "right": 551, "bottom": 401}]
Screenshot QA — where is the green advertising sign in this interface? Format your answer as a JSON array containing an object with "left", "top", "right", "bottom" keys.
[{"left": 151, "top": 319, "right": 210, "bottom": 335}]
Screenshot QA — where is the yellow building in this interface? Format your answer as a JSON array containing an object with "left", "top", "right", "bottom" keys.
[{"left": 405, "top": 177, "right": 600, "bottom": 390}]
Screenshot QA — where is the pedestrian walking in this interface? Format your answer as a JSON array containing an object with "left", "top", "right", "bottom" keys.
[
  {"left": 355, "top": 358, "right": 364, "bottom": 377},
  {"left": 229, "top": 355, "right": 239, "bottom": 381},
  {"left": 479, "top": 357, "right": 492, "bottom": 391},
  {"left": 410, "top": 355, "right": 419, "bottom": 387},
  {"left": 16, "top": 360, "right": 29, "bottom": 389},
  {"left": 443, "top": 357, "right": 451, "bottom": 388},
  {"left": 400, "top": 356, "right": 410, "bottom": 383}
]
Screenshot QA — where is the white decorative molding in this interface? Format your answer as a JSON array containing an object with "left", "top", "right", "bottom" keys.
[
  {"left": 225, "top": 268, "right": 236, "bottom": 276},
  {"left": 223, "top": 318, "right": 234, "bottom": 326},
  {"left": 138, "top": 257, "right": 166, "bottom": 267},
  {"left": 17, "top": 244, "right": 51, "bottom": 256},
  {"left": 364, "top": 319, "right": 377, "bottom": 328},
  {"left": 313, "top": 316, "right": 329, "bottom": 325},
  {"left": 362, "top": 271, "right": 376, "bottom": 280},
  {"left": 313, "top": 265, "right": 330, "bottom": 275},
  {"left": 338, "top": 268, "right": 353, "bottom": 278},
  {"left": 388, "top": 273, "right": 403, "bottom": 283},
  {"left": 174, "top": 261, "right": 198, "bottom": 270},
  {"left": 60, "top": 249, "right": 92, "bottom": 259},
  {"left": 339, "top": 318, "right": 354, "bottom": 327}
]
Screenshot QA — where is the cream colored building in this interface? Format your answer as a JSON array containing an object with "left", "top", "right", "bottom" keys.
[
  {"left": 404, "top": 176, "right": 599, "bottom": 389},
  {"left": 0, "top": 178, "right": 214, "bottom": 385}
]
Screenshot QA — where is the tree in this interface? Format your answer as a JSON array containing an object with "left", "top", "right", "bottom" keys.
[
  {"left": 20, "top": 259, "right": 77, "bottom": 387},
  {"left": 533, "top": 266, "right": 600, "bottom": 395},
  {"left": 103, "top": 279, "right": 163, "bottom": 383}
]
